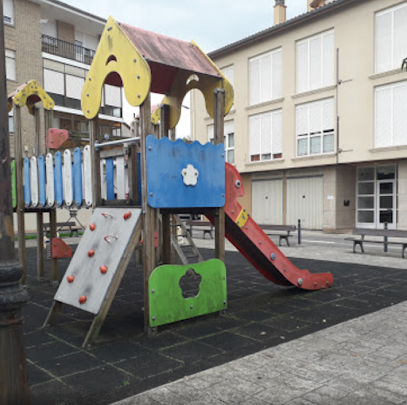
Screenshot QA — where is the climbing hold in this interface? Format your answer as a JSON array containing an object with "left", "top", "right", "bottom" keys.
[
  {"left": 89, "top": 223, "right": 96, "bottom": 231},
  {"left": 79, "top": 296, "right": 87, "bottom": 304},
  {"left": 67, "top": 275, "right": 75, "bottom": 283},
  {"left": 100, "top": 265, "right": 108, "bottom": 274},
  {"left": 123, "top": 211, "right": 132, "bottom": 220},
  {"left": 88, "top": 250, "right": 95, "bottom": 257}
]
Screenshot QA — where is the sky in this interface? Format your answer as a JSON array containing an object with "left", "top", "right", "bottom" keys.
[{"left": 62, "top": 0, "right": 308, "bottom": 137}]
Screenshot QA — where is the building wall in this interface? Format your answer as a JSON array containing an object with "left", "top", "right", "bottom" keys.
[
  {"left": 192, "top": 0, "right": 407, "bottom": 231},
  {"left": 398, "top": 160, "right": 407, "bottom": 230},
  {"left": 6, "top": 0, "right": 44, "bottom": 157}
]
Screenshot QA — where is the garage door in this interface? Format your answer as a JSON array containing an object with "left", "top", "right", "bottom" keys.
[
  {"left": 252, "top": 179, "right": 283, "bottom": 225},
  {"left": 286, "top": 176, "right": 323, "bottom": 230}
]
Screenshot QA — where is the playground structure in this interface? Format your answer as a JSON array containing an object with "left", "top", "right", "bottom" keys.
[{"left": 10, "top": 16, "right": 333, "bottom": 346}]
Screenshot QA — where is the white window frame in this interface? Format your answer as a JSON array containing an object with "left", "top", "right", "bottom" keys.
[
  {"left": 8, "top": 108, "right": 13, "bottom": 134},
  {"left": 296, "top": 29, "right": 334, "bottom": 94},
  {"left": 248, "top": 109, "right": 282, "bottom": 163},
  {"left": 5, "top": 49, "right": 16, "bottom": 81},
  {"left": 296, "top": 98, "right": 335, "bottom": 157},
  {"left": 375, "top": 80, "right": 407, "bottom": 148},
  {"left": 3, "top": 0, "right": 14, "bottom": 25},
  {"left": 375, "top": 2, "right": 407, "bottom": 74},
  {"left": 208, "top": 121, "right": 235, "bottom": 164},
  {"left": 249, "top": 48, "right": 282, "bottom": 106}
]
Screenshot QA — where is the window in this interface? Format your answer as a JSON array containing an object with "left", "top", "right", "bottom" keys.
[
  {"left": 249, "top": 110, "right": 282, "bottom": 162},
  {"left": 3, "top": 0, "right": 14, "bottom": 25},
  {"left": 8, "top": 108, "right": 13, "bottom": 134},
  {"left": 375, "top": 81, "right": 407, "bottom": 148},
  {"left": 5, "top": 49, "right": 16, "bottom": 81},
  {"left": 249, "top": 48, "right": 282, "bottom": 105},
  {"left": 208, "top": 121, "right": 235, "bottom": 164},
  {"left": 375, "top": 3, "right": 407, "bottom": 74},
  {"left": 296, "top": 98, "right": 334, "bottom": 156},
  {"left": 296, "top": 30, "right": 334, "bottom": 93}
]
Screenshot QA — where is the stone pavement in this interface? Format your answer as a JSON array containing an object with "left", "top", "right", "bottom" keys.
[
  {"left": 111, "top": 231, "right": 407, "bottom": 405},
  {"left": 113, "top": 301, "right": 407, "bottom": 405}
]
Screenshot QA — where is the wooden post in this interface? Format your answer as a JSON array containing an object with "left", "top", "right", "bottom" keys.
[
  {"left": 13, "top": 105, "right": 27, "bottom": 283},
  {"left": 213, "top": 89, "right": 225, "bottom": 262},
  {"left": 50, "top": 209, "right": 58, "bottom": 284},
  {"left": 34, "top": 107, "right": 45, "bottom": 279},
  {"left": 44, "top": 109, "right": 53, "bottom": 154},
  {"left": 89, "top": 118, "right": 101, "bottom": 208},
  {"left": 160, "top": 104, "right": 172, "bottom": 264},
  {"left": 140, "top": 94, "right": 155, "bottom": 333}
]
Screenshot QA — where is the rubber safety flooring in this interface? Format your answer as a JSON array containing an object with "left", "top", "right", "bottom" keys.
[{"left": 22, "top": 246, "right": 407, "bottom": 405}]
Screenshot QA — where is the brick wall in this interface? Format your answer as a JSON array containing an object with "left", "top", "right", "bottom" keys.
[
  {"left": 6, "top": 0, "right": 45, "bottom": 158},
  {"left": 57, "top": 20, "right": 75, "bottom": 43}
]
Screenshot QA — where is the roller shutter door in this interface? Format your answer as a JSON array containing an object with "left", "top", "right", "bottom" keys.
[{"left": 286, "top": 176, "right": 323, "bottom": 230}]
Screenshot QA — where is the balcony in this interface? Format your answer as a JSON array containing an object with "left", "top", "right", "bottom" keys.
[{"left": 42, "top": 35, "right": 96, "bottom": 65}]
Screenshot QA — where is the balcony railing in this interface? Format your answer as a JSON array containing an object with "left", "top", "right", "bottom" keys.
[{"left": 41, "top": 35, "right": 96, "bottom": 65}]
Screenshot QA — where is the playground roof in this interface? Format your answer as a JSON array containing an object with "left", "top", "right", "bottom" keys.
[{"left": 119, "top": 23, "right": 220, "bottom": 94}]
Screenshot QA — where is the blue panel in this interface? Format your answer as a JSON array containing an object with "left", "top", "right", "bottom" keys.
[
  {"left": 54, "top": 151, "right": 63, "bottom": 207},
  {"left": 38, "top": 155, "right": 46, "bottom": 207},
  {"left": 105, "top": 158, "right": 115, "bottom": 200},
  {"left": 23, "top": 158, "right": 31, "bottom": 206},
  {"left": 73, "top": 148, "right": 83, "bottom": 206},
  {"left": 146, "top": 136, "right": 225, "bottom": 209}
]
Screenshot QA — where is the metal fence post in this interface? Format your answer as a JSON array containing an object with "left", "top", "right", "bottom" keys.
[{"left": 298, "top": 219, "right": 301, "bottom": 245}]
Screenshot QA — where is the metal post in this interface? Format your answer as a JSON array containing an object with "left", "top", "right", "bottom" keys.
[
  {"left": 384, "top": 221, "right": 388, "bottom": 252},
  {"left": 0, "top": 0, "right": 30, "bottom": 400},
  {"left": 298, "top": 219, "right": 301, "bottom": 245}
]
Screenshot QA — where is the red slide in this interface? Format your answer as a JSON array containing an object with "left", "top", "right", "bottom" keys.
[{"left": 208, "top": 163, "right": 333, "bottom": 291}]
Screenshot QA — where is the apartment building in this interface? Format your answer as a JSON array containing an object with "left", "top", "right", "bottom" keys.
[
  {"left": 192, "top": 0, "right": 407, "bottom": 232},
  {"left": 4, "top": 0, "right": 129, "bottom": 159}
]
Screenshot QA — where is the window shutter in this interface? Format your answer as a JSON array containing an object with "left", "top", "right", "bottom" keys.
[
  {"left": 41, "top": 20, "right": 57, "bottom": 37},
  {"left": 5, "top": 50, "right": 16, "bottom": 81},
  {"left": 261, "top": 113, "right": 272, "bottom": 156},
  {"left": 309, "top": 36, "right": 322, "bottom": 91},
  {"left": 3, "top": 0, "right": 13, "bottom": 23},
  {"left": 375, "top": 87, "right": 392, "bottom": 147},
  {"left": 375, "top": 12, "right": 392, "bottom": 73},
  {"left": 296, "top": 41, "right": 309, "bottom": 93},
  {"left": 249, "top": 115, "right": 261, "bottom": 157},
  {"left": 44, "top": 69, "right": 64, "bottom": 95},
  {"left": 272, "top": 110, "right": 282, "bottom": 154},
  {"left": 260, "top": 54, "right": 272, "bottom": 103},
  {"left": 309, "top": 101, "right": 322, "bottom": 134},
  {"left": 394, "top": 5, "right": 407, "bottom": 72},
  {"left": 323, "top": 99, "right": 335, "bottom": 131},
  {"left": 224, "top": 121, "right": 233, "bottom": 137},
  {"left": 393, "top": 82, "right": 407, "bottom": 146},
  {"left": 66, "top": 74, "right": 84, "bottom": 100},
  {"left": 323, "top": 31, "right": 334, "bottom": 87},
  {"left": 272, "top": 50, "right": 282, "bottom": 99},
  {"left": 105, "top": 84, "right": 121, "bottom": 107},
  {"left": 249, "top": 58, "right": 260, "bottom": 105},
  {"left": 296, "top": 105, "right": 308, "bottom": 136}
]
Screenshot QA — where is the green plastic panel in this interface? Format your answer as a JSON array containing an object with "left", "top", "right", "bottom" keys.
[
  {"left": 11, "top": 160, "right": 16, "bottom": 209},
  {"left": 149, "top": 259, "right": 227, "bottom": 327}
]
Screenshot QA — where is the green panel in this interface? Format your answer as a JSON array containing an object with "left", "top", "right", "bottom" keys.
[
  {"left": 149, "top": 259, "right": 227, "bottom": 327},
  {"left": 11, "top": 160, "right": 16, "bottom": 209}
]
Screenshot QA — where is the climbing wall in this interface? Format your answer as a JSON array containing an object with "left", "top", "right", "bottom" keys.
[{"left": 54, "top": 207, "right": 142, "bottom": 314}]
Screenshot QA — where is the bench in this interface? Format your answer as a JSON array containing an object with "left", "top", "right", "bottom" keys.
[
  {"left": 185, "top": 220, "right": 214, "bottom": 239},
  {"left": 345, "top": 228, "right": 407, "bottom": 258},
  {"left": 43, "top": 221, "right": 82, "bottom": 237},
  {"left": 260, "top": 224, "right": 297, "bottom": 246}
]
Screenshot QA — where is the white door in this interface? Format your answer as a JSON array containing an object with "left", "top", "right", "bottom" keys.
[
  {"left": 252, "top": 179, "right": 283, "bottom": 225},
  {"left": 376, "top": 179, "right": 396, "bottom": 229},
  {"left": 287, "top": 176, "right": 323, "bottom": 229}
]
